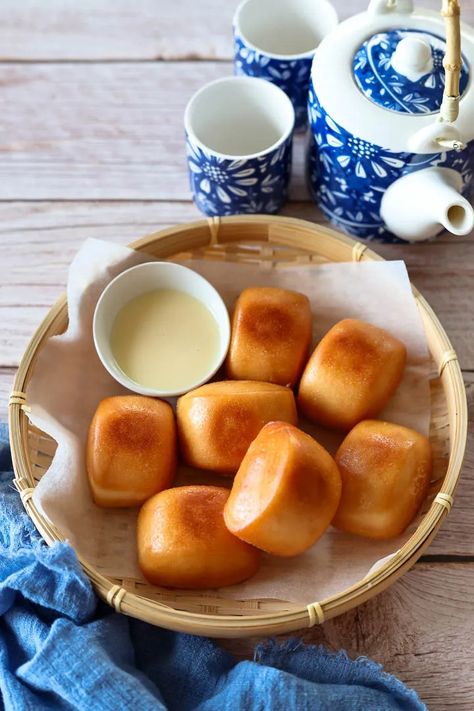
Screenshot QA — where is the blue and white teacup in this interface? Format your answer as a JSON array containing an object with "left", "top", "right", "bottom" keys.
[
  {"left": 184, "top": 76, "right": 295, "bottom": 216},
  {"left": 233, "top": 0, "right": 338, "bottom": 130}
]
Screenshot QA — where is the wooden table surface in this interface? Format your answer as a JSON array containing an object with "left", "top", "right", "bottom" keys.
[{"left": 1, "top": 1, "right": 473, "bottom": 707}]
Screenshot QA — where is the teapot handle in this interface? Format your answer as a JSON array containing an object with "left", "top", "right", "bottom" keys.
[
  {"left": 440, "top": 0, "right": 462, "bottom": 123},
  {"left": 367, "top": 0, "right": 413, "bottom": 14},
  {"left": 409, "top": 0, "right": 464, "bottom": 152}
]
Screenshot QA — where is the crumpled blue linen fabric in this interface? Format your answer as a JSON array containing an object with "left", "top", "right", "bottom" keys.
[{"left": 0, "top": 423, "right": 426, "bottom": 710}]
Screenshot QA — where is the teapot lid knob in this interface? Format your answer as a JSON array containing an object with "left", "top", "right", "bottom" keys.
[
  {"left": 391, "top": 37, "right": 433, "bottom": 80},
  {"left": 352, "top": 29, "right": 469, "bottom": 115}
]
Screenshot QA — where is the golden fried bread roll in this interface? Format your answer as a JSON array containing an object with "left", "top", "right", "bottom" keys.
[
  {"left": 137, "top": 486, "right": 261, "bottom": 588},
  {"left": 177, "top": 381, "right": 297, "bottom": 474},
  {"left": 87, "top": 396, "right": 176, "bottom": 507},
  {"left": 224, "top": 422, "right": 342, "bottom": 556},
  {"left": 333, "top": 420, "right": 432, "bottom": 539},
  {"left": 298, "top": 319, "right": 407, "bottom": 430},
  {"left": 226, "top": 287, "right": 312, "bottom": 386}
]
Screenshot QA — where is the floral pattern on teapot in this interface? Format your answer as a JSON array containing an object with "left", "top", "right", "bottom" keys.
[
  {"left": 353, "top": 29, "right": 469, "bottom": 115},
  {"left": 233, "top": 32, "right": 313, "bottom": 130},
  {"left": 307, "top": 85, "right": 474, "bottom": 242}
]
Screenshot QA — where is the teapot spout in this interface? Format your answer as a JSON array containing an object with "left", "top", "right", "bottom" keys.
[{"left": 380, "top": 167, "right": 474, "bottom": 242}]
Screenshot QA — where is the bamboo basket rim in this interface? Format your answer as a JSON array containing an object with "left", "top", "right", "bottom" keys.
[{"left": 8, "top": 215, "right": 468, "bottom": 637}]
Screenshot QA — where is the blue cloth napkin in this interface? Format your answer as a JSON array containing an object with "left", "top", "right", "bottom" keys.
[{"left": 0, "top": 423, "right": 426, "bottom": 710}]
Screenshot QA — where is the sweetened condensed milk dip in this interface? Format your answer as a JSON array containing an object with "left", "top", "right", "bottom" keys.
[{"left": 111, "top": 288, "right": 221, "bottom": 391}]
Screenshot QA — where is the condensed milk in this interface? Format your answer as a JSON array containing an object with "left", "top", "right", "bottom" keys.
[{"left": 111, "top": 288, "right": 221, "bottom": 391}]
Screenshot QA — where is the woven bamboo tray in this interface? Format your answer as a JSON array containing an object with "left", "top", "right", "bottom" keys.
[{"left": 8, "top": 215, "right": 468, "bottom": 638}]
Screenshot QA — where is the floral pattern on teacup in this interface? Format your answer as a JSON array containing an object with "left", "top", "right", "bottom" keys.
[
  {"left": 233, "top": 31, "right": 313, "bottom": 130},
  {"left": 186, "top": 136, "right": 292, "bottom": 217}
]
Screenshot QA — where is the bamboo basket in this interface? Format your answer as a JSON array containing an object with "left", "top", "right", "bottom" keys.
[{"left": 8, "top": 215, "right": 467, "bottom": 638}]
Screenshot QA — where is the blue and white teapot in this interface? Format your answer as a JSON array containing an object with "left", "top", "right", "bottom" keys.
[{"left": 307, "top": 0, "right": 474, "bottom": 242}]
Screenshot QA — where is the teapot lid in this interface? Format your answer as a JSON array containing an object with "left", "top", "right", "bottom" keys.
[
  {"left": 353, "top": 28, "right": 469, "bottom": 114},
  {"left": 311, "top": 7, "right": 474, "bottom": 153}
]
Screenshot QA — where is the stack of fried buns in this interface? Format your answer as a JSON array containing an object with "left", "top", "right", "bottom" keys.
[{"left": 87, "top": 287, "right": 432, "bottom": 589}]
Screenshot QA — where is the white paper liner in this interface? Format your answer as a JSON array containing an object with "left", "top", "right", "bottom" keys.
[{"left": 26, "top": 238, "right": 432, "bottom": 604}]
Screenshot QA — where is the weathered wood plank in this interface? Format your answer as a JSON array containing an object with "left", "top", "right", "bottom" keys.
[
  {"left": 0, "top": 199, "right": 468, "bottom": 246},
  {"left": 0, "top": 0, "right": 471, "bottom": 61},
  {"left": 427, "top": 372, "right": 473, "bottom": 556},
  {"left": 0, "top": 0, "right": 234, "bottom": 62},
  {"left": 2, "top": 57, "right": 473, "bottom": 213},
  {"left": 220, "top": 562, "right": 474, "bottom": 711},
  {"left": 0, "top": 62, "right": 309, "bottom": 201},
  {"left": 0, "top": 62, "right": 222, "bottom": 200},
  {"left": 0, "top": 369, "right": 14, "bottom": 415}
]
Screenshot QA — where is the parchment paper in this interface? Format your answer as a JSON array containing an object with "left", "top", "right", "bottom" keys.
[{"left": 27, "top": 238, "right": 432, "bottom": 604}]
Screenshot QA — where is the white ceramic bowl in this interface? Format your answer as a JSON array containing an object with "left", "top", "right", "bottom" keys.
[{"left": 93, "top": 262, "right": 231, "bottom": 397}]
